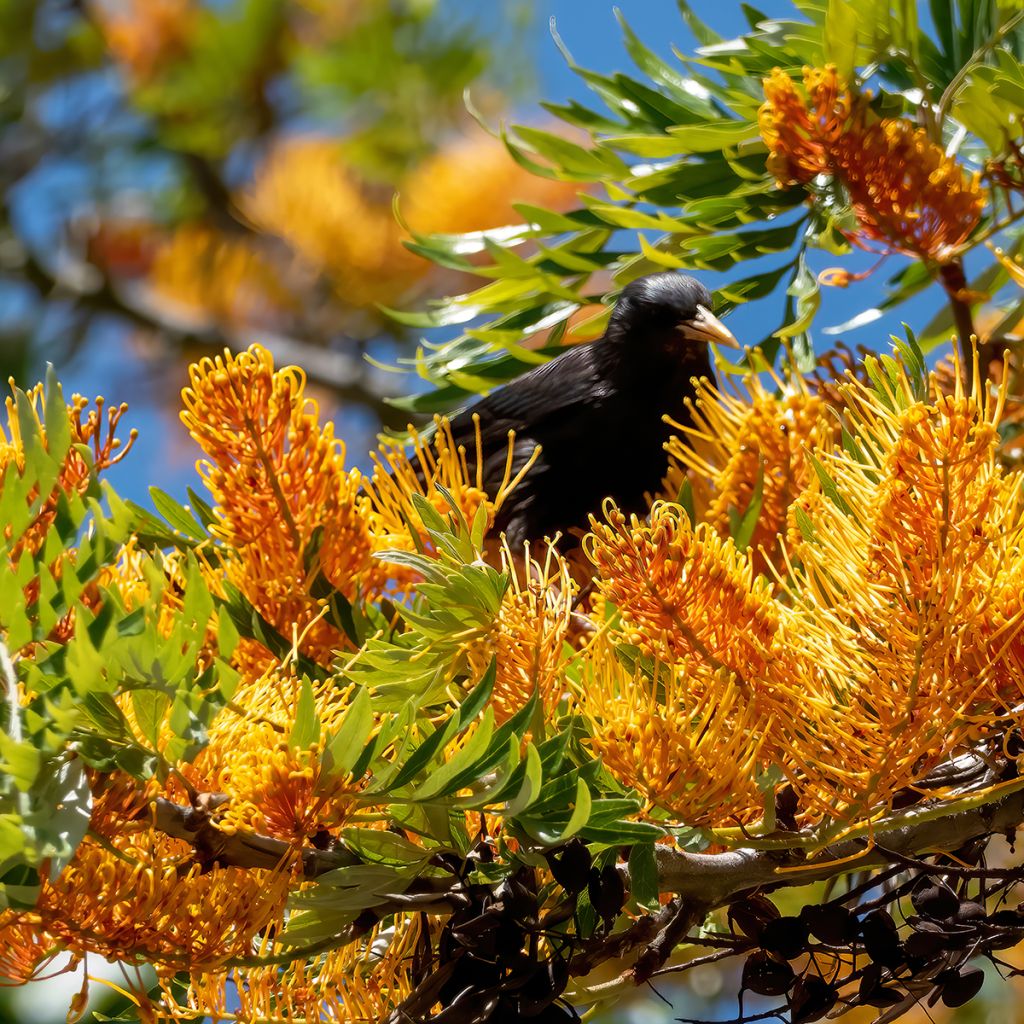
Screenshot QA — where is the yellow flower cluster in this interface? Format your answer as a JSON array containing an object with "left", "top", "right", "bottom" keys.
[
  {"left": 665, "top": 370, "right": 837, "bottom": 572},
  {"left": 244, "top": 132, "right": 581, "bottom": 308},
  {"left": 179, "top": 344, "right": 382, "bottom": 662},
  {"left": 759, "top": 66, "right": 984, "bottom": 260},
  {"left": 574, "top": 354, "right": 1024, "bottom": 826}
]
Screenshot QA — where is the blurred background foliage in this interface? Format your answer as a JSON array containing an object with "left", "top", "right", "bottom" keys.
[{"left": 0, "top": 0, "right": 581, "bottom": 428}]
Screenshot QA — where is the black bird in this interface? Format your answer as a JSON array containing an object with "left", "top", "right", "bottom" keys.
[{"left": 445, "top": 272, "right": 739, "bottom": 549}]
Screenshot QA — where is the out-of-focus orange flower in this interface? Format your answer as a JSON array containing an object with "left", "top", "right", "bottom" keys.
[
  {"left": 149, "top": 225, "right": 298, "bottom": 326},
  {"left": 180, "top": 345, "right": 382, "bottom": 662},
  {"left": 91, "top": 0, "right": 198, "bottom": 82},
  {"left": 759, "top": 66, "right": 984, "bottom": 260},
  {"left": 245, "top": 132, "right": 581, "bottom": 307}
]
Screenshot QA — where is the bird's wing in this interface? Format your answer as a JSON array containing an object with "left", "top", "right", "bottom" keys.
[{"left": 446, "top": 343, "right": 604, "bottom": 446}]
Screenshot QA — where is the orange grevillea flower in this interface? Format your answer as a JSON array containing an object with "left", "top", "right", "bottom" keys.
[
  {"left": 192, "top": 670, "right": 372, "bottom": 843},
  {"left": 771, "top": 357, "right": 1023, "bottom": 817},
  {"left": 2, "top": 385, "right": 136, "bottom": 558},
  {"left": 464, "top": 541, "right": 577, "bottom": 723},
  {"left": 665, "top": 371, "right": 837, "bottom": 572},
  {"left": 759, "top": 65, "right": 857, "bottom": 185},
  {"left": 759, "top": 66, "right": 984, "bottom": 260},
  {"left": 575, "top": 633, "right": 769, "bottom": 825},
  {"left": 364, "top": 416, "right": 538, "bottom": 578},
  {"left": 149, "top": 224, "right": 297, "bottom": 326},
  {"left": 158, "top": 915, "right": 419, "bottom": 1022},
  {"left": 0, "top": 912, "right": 67, "bottom": 984},
  {"left": 180, "top": 345, "right": 382, "bottom": 661},
  {"left": 832, "top": 118, "right": 985, "bottom": 261},
  {"left": 585, "top": 502, "right": 778, "bottom": 680},
  {"left": 33, "top": 832, "right": 291, "bottom": 969}
]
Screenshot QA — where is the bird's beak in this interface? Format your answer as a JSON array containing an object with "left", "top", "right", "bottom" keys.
[{"left": 678, "top": 305, "right": 741, "bottom": 349}]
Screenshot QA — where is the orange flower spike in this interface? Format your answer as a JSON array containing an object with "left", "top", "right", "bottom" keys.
[
  {"left": 576, "top": 633, "right": 769, "bottom": 825},
  {"left": 464, "top": 540, "right": 577, "bottom": 723},
  {"left": 760, "top": 66, "right": 984, "bottom": 259},
  {"left": 666, "top": 372, "right": 837, "bottom": 569},
  {"left": 759, "top": 65, "right": 854, "bottom": 185},
  {"left": 35, "top": 832, "right": 292, "bottom": 969},
  {"left": 832, "top": 119, "right": 984, "bottom": 260},
  {"left": 180, "top": 344, "right": 381, "bottom": 634},
  {"left": 586, "top": 502, "right": 778, "bottom": 679}
]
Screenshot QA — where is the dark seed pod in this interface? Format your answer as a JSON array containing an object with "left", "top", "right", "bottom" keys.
[
  {"left": 989, "top": 908, "right": 1024, "bottom": 927},
  {"left": 728, "top": 894, "right": 780, "bottom": 941},
  {"left": 904, "top": 921, "right": 947, "bottom": 959},
  {"left": 955, "top": 900, "right": 985, "bottom": 924},
  {"left": 801, "top": 903, "right": 858, "bottom": 945},
  {"left": 912, "top": 884, "right": 959, "bottom": 920},
  {"left": 940, "top": 966, "right": 985, "bottom": 1008},
  {"left": 860, "top": 909, "right": 903, "bottom": 968},
  {"left": 761, "top": 916, "right": 810, "bottom": 960},
  {"left": 742, "top": 951, "right": 794, "bottom": 996},
  {"left": 858, "top": 963, "right": 903, "bottom": 1008},
  {"left": 588, "top": 864, "right": 625, "bottom": 924},
  {"left": 790, "top": 976, "right": 837, "bottom": 1023},
  {"left": 775, "top": 784, "right": 799, "bottom": 830},
  {"left": 546, "top": 839, "right": 592, "bottom": 895}
]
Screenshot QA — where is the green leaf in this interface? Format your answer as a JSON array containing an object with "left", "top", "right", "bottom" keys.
[
  {"left": 628, "top": 842, "right": 660, "bottom": 910},
  {"left": 506, "top": 742, "right": 543, "bottom": 816},
  {"left": 559, "top": 777, "right": 593, "bottom": 840},
  {"left": 289, "top": 678, "right": 321, "bottom": 750},
  {"left": 730, "top": 461, "right": 765, "bottom": 552},
  {"left": 824, "top": 0, "right": 860, "bottom": 78},
  {"left": 149, "top": 488, "right": 208, "bottom": 541},
  {"left": 324, "top": 687, "right": 373, "bottom": 779},
  {"left": 808, "top": 454, "right": 855, "bottom": 518}
]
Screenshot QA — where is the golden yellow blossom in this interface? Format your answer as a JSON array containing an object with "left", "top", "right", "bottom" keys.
[
  {"left": 0, "top": 912, "right": 66, "bottom": 984},
  {"left": 585, "top": 502, "right": 778, "bottom": 678},
  {"left": 665, "top": 371, "right": 837, "bottom": 571},
  {"left": 771, "top": 359, "right": 1022, "bottom": 816},
  {"left": 759, "top": 66, "right": 984, "bottom": 260},
  {"left": 193, "top": 669, "right": 370, "bottom": 842},
  {"left": 364, "top": 416, "right": 538, "bottom": 577},
  {"left": 464, "top": 541, "right": 577, "bottom": 723},
  {"left": 180, "top": 345, "right": 381, "bottom": 660},
  {"left": 576, "top": 632, "right": 769, "bottom": 824},
  {"left": 157, "top": 915, "right": 420, "bottom": 1022},
  {"left": 149, "top": 224, "right": 297, "bottom": 325},
  {"left": 35, "top": 831, "right": 291, "bottom": 969}
]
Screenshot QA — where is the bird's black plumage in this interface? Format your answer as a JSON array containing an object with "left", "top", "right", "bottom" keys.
[{"left": 446, "top": 272, "right": 735, "bottom": 548}]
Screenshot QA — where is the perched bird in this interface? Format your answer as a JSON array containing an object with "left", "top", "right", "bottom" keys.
[{"left": 445, "top": 272, "right": 739, "bottom": 549}]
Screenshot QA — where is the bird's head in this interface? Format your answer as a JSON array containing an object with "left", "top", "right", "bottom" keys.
[{"left": 606, "top": 272, "right": 740, "bottom": 350}]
